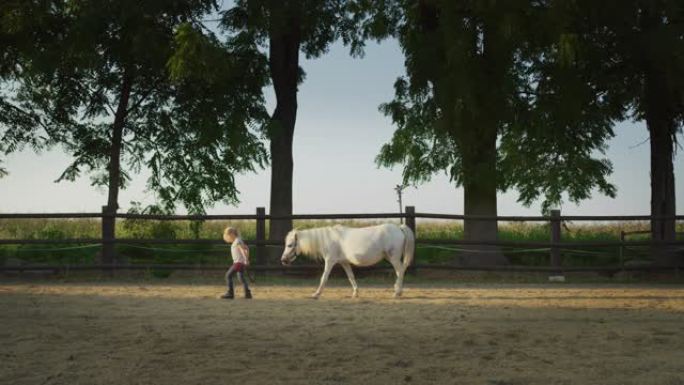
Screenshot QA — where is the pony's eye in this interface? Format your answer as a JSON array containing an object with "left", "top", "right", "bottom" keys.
[{"left": 288, "top": 243, "right": 294, "bottom": 248}]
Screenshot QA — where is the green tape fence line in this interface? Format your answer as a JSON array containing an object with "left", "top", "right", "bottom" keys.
[
  {"left": 9, "top": 244, "right": 101, "bottom": 252},
  {"left": 417, "top": 245, "right": 550, "bottom": 254},
  {"left": 4, "top": 242, "right": 642, "bottom": 257},
  {"left": 4, "top": 243, "right": 228, "bottom": 254},
  {"left": 118, "top": 243, "right": 227, "bottom": 253},
  {"left": 559, "top": 249, "right": 614, "bottom": 256},
  {"left": 418, "top": 245, "right": 622, "bottom": 257}
]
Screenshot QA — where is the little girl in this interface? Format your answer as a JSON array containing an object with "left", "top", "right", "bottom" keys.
[{"left": 221, "top": 227, "right": 252, "bottom": 299}]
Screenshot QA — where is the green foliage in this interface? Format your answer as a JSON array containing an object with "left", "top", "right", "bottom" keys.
[
  {"left": 0, "top": 219, "right": 98, "bottom": 265},
  {"left": 499, "top": 0, "right": 683, "bottom": 213},
  {"left": 0, "top": 0, "right": 63, "bottom": 162},
  {"left": 360, "top": 0, "right": 619, "bottom": 212},
  {"left": 222, "top": 0, "right": 352, "bottom": 59},
  {"left": 122, "top": 203, "right": 178, "bottom": 240},
  {"left": 566, "top": 0, "right": 683, "bottom": 137},
  {"left": 0, "top": 0, "right": 270, "bottom": 213}
]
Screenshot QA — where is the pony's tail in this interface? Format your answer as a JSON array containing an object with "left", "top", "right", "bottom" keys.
[{"left": 399, "top": 224, "right": 415, "bottom": 270}]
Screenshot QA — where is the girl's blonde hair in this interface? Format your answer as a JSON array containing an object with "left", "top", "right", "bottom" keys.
[{"left": 223, "top": 227, "right": 240, "bottom": 243}]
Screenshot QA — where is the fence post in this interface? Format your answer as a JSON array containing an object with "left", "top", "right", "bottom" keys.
[
  {"left": 549, "top": 209, "right": 563, "bottom": 281},
  {"left": 619, "top": 230, "right": 625, "bottom": 267},
  {"left": 256, "top": 207, "right": 266, "bottom": 269},
  {"left": 405, "top": 206, "right": 417, "bottom": 275},
  {"left": 101, "top": 205, "right": 115, "bottom": 274}
]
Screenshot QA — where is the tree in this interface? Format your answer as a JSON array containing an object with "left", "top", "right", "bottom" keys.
[
  {"left": 497, "top": 2, "right": 624, "bottom": 213},
  {"left": 361, "top": 0, "right": 617, "bottom": 264},
  {"left": 1, "top": 0, "right": 270, "bottom": 262},
  {"left": 612, "top": 1, "right": 682, "bottom": 265},
  {"left": 1, "top": 0, "right": 65, "bottom": 178},
  {"left": 549, "top": 0, "right": 683, "bottom": 265},
  {"left": 222, "top": 0, "right": 353, "bottom": 244},
  {"left": 639, "top": 3, "right": 682, "bottom": 258}
]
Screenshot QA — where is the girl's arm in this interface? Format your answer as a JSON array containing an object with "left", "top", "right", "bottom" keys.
[{"left": 240, "top": 243, "right": 250, "bottom": 264}]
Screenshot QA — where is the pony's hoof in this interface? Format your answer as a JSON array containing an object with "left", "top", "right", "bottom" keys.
[
  {"left": 310, "top": 294, "right": 320, "bottom": 300},
  {"left": 393, "top": 292, "right": 402, "bottom": 298},
  {"left": 351, "top": 292, "right": 359, "bottom": 299}
]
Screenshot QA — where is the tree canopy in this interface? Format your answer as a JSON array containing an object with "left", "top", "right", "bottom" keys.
[
  {"left": 0, "top": 0, "right": 270, "bottom": 213},
  {"left": 546, "top": 0, "right": 683, "bottom": 261},
  {"left": 361, "top": 0, "right": 619, "bottom": 212},
  {"left": 1, "top": 0, "right": 64, "bottom": 178}
]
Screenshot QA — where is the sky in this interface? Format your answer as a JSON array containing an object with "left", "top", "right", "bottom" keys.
[{"left": 0, "top": 39, "right": 682, "bottom": 216}]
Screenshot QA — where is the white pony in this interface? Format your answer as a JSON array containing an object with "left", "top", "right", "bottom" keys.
[{"left": 280, "top": 223, "right": 415, "bottom": 298}]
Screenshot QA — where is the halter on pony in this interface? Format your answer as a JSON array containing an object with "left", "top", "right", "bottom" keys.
[{"left": 282, "top": 232, "right": 299, "bottom": 265}]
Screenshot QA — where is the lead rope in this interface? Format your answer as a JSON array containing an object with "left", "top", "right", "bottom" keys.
[{"left": 246, "top": 265, "right": 256, "bottom": 284}]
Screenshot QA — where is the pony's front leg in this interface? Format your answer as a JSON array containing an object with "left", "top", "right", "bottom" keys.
[
  {"left": 312, "top": 260, "right": 334, "bottom": 299},
  {"left": 341, "top": 263, "right": 358, "bottom": 298}
]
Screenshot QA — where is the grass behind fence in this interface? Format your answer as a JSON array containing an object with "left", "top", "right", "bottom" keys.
[{"left": 1, "top": 218, "right": 682, "bottom": 268}]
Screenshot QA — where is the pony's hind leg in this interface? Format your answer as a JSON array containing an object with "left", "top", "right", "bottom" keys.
[
  {"left": 312, "top": 260, "right": 334, "bottom": 299},
  {"left": 387, "top": 256, "right": 406, "bottom": 298},
  {"left": 341, "top": 263, "right": 358, "bottom": 298}
]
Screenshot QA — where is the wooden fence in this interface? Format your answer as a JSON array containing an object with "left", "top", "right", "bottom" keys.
[{"left": 1, "top": 206, "right": 683, "bottom": 275}]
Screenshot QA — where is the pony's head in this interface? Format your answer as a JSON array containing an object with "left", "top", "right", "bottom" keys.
[{"left": 281, "top": 229, "right": 299, "bottom": 266}]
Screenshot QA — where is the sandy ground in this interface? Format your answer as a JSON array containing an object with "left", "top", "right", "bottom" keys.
[{"left": 1, "top": 280, "right": 684, "bottom": 385}]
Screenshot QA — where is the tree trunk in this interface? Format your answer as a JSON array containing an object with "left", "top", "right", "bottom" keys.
[
  {"left": 460, "top": 127, "right": 508, "bottom": 266},
  {"left": 639, "top": 4, "right": 679, "bottom": 267},
  {"left": 457, "top": 21, "right": 508, "bottom": 266},
  {"left": 267, "top": 19, "right": 300, "bottom": 252},
  {"left": 268, "top": 113, "right": 295, "bottom": 242},
  {"left": 644, "top": 71, "right": 678, "bottom": 266},
  {"left": 102, "top": 73, "right": 132, "bottom": 266}
]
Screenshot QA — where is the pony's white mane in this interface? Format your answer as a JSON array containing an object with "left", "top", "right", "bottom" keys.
[{"left": 294, "top": 226, "right": 344, "bottom": 261}]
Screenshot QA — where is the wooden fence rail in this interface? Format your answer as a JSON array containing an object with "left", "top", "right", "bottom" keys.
[
  {"left": 2, "top": 212, "right": 683, "bottom": 221},
  {"left": 1, "top": 238, "right": 684, "bottom": 248},
  {"left": 1, "top": 206, "right": 683, "bottom": 276}
]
